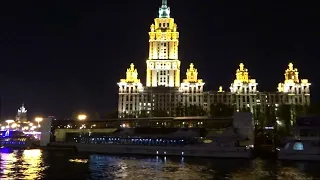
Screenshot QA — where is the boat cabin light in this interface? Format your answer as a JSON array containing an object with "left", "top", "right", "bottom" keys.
[{"left": 293, "top": 141, "right": 304, "bottom": 151}]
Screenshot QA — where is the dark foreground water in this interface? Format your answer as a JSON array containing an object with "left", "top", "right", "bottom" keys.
[{"left": 1, "top": 148, "right": 320, "bottom": 180}]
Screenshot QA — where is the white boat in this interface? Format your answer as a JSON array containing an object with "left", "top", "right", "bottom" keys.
[
  {"left": 51, "top": 130, "right": 253, "bottom": 158},
  {"left": 277, "top": 116, "right": 320, "bottom": 161},
  {"left": 52, "top": 127, "right": 254, "bottom": 158},
  {"left": 50, "top": 113, "right": 255, "bottom": 158},
  {"left": 278, "top": 139, "right": 320, "bottom": 161}
]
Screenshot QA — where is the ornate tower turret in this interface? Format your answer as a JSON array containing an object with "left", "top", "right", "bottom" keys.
[
  {"left": 230, "top": 63, "right": 258, "bottom": 112},
  {"left": 146, "top": 0, "right": 180, "bottom": 87},
  {"left": 230, "top": 63, "right": 257, "bottom": 94},
  {"left": 180, "top": 63, "right": 205, "bottom": 106},
  {"left": 117, "top": 63, "right": 144, "bottom": 118},
  {"left": 123, "top": 63, "right": 140, "bottom": 83},
  {"left": 278, "top": 63, "right": 310, "bottom": 105},
  {"left": 218, "top": 86, "right": 224, "bottom": 92}
]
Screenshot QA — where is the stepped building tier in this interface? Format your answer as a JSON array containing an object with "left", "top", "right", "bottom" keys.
[
  {"left": 117, "top": 63, "right": 144, "bottom": 116},
  {"left": 277, "top": 63, "right": 310, "bottom": 104},
  {"left": 117, "top": 0, "right": 311, "bottom": 118},
  {"left": 230, "top": 63, "right": 258, "bottom": 112},
  {"left": 146, "top": 0, "right": 180, "bottom": 87}
]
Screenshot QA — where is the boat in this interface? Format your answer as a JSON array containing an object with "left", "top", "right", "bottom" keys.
[
  {"left": 50, "top": 113, "right": 255, "bottom": 158},
  {"left": 277, "top": 116, "right": 320, "bottom": 161},
  {"left": 0, "top": 130, "right": 39, "bottom": 149}
]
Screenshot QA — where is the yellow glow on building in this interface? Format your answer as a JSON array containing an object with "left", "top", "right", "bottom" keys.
[
  {"left": 148, "top": 18, "right": 179, "bottom": 60},
  {"left": 116, "top": 0, "right": 312, "bottom": 118},
  {"left": 230, "top": 63, "right": 257, "bottom": 94},
  {"left": 229, "top": 63, "right": 258, "bottom": 113},
  {"left": 278, "top": 63, "right": 310, "bottom": 94},
  {"left": 117, "top": 63, "right": 144, "bottom": 117},
  {"left": 120, "top": 63, "right": 140, "bottom": 83},
  {"left": 146, "top": 0, "right": 180, "bottom": 87},
  {"left": 183, "top": 63, "right": 203, "bottom": 84},
  {"left": 218, "top": 86, "right": 224, "bottom": 92},
  {"left": 235, "top": 63, "right": 249, "bottom": 83},
  {"left": 180, "top": 63, "right": 205, "bottom": 107},
  {"left": 285, "top": 63, "right": 299, "bottom": 83}
]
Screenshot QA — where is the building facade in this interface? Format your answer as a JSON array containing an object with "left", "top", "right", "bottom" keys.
[{"left": 117, "top": 0, "right": 311, "bottom": 118}]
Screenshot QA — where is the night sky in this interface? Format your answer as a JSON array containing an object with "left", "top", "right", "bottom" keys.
[{"left": 0, "top": 0, "right": 318, "bottom": 119}]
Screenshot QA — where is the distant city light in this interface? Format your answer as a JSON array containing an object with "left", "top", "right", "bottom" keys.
[
  {"left": 23, "top": 131, "right": 41, "bottom": 135},
  {"left": 5, "top": 120, "right": 15, "bottom": 125},
  {"left": 35, "top": 117, "right": 43, "bottom": 127},
  {"left": 35, "top": 117, "right": 43, "bottom": 122}
]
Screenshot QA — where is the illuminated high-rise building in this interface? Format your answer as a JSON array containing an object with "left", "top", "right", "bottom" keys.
[
  {"left": 118, "top": 0, "right": 185, "bottom": 118},
  {"left": 117, "top": 1, "right": 311, "bottom": 118},
  {"left": 146, "top": 0, "right": 180, "bottom": 87}
]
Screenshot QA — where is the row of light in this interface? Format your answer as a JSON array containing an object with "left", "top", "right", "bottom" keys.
[
  {"left": 2, "top": 114, "right": 85, "bottom": 128},
  {"left": 2, "top": 114, "right": 87, "bottom": 131},
  {"left": 0, "top": 117, "right": 43, "bottom": 131},
  {"left": 2, "top": 113, "right": 87, "bottom": 126}
]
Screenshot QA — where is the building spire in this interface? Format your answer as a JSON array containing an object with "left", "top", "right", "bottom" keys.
[
  {"left": 159, "top": 0, "right": 170, "bottom": 18},
  {"left": 162, "top": 0, "right": 167, "bottom": 7}
]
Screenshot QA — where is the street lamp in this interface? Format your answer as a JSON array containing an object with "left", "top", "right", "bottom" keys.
[
  {"left": 35, "top": 117, "right": 43, "bottom": 127},
  {"left": 77, "top": 114, "right": 87, "bottom": 121},
  {"left": 77, "top": 115, "right": 87, "bottom": 143},
  {"left": 5, "top": 120, "right": 15, "bottom": 130}
]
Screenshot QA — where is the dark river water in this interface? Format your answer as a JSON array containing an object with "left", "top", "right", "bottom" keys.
[{"left": 1, "top": 148, "right": 320, "bottom": 180}]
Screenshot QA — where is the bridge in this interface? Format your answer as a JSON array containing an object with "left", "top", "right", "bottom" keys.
[{"left": 51, "top": 116, "right": 234, "bottom": 129}]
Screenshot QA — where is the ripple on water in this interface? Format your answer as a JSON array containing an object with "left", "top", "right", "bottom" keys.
[
  {"left": 87, "top": 155, "right": 214, "bottom": 180},
  {"left": 1, "top": 149, "right": 320, "bottom": 180},
  {"left": 0, "top": 149, "right": 48, "bottom": 180}
]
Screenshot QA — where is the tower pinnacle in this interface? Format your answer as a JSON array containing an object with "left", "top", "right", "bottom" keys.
[
  {"left": 159, "top": 0, "right": 170, "bottom": 18},
  {"left": 162, "top": 0, "right": 167, "bottom": 7}
]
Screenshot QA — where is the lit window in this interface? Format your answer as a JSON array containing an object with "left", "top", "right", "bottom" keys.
[{"left": 293, "top": 142, "right": 304, "bottom": 151}]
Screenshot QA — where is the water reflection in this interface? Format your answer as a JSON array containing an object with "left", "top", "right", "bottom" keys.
[
  {"left": 88, "top": 155, "right": 213, "bottom": 180},
  {"left": 1, "top": 149, "right": 320, "bottom": 179},
  {"left": 87, "top": 155, "right": 320, "bottom": 180},
  {"left": 69, "top": 158, "right": 88, "bottom": 163},
  {"left": 231, "top": 159, "right": 312, "bottom": 180},
  {"left": 0, "top": 148, "right": 46, "bottom": 179},
  {"left": 0, "top": 149, "right": 18, "bottom": 176}
]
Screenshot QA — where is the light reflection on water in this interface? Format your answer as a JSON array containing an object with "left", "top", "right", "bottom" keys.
[
  {"left": 0, "top": 148, "right": 47, "bottom": 179},
  {"left": 1, "top": 148, "right": 320, "bottom": 180},
  {"left": 88, "top": 155, "right": 214, "bottom": 180},
  {"left": 87, "top": 155, "right": 318, "bottom": 180}
]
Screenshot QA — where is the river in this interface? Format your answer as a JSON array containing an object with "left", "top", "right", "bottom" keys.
[{"left": 0, "top": 148, "right": 319, "bottom": 179}]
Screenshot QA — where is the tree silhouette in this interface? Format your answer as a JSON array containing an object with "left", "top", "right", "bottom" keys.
[
  {"left": 209, "top": 103, "right": 234, "bottom": 117},
  {"left": 306, "top": 103, "right": 320, "bottom": 116},
  {"left": 174, "top": 104, "right": 206, "bottom": 117},
  {"left": 139, "top": 110, "right": 149, "bottom": 118},
  {"left": 152, "top": 110, "right": 169, "bottom": 117},
  {"left": 276, "top": 104, "right": 293, "bottom": 135}
]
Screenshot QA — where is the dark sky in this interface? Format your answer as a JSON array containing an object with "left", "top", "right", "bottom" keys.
[{"left": 0, "top": 0, "right": 319, "bottom": 119}]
